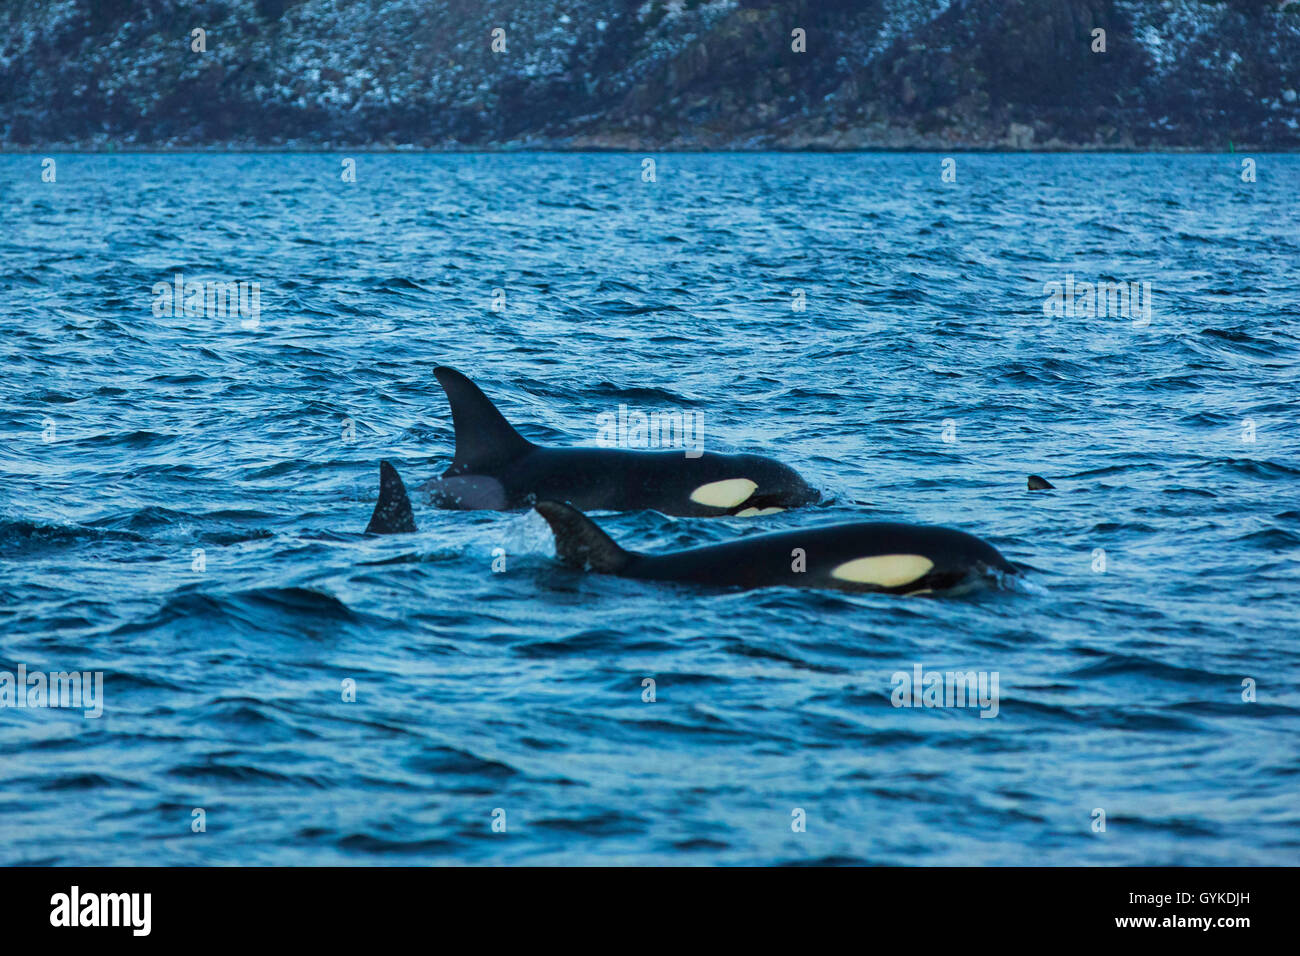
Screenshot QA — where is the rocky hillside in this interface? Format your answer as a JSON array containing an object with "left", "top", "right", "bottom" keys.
[{"left": 2, "top": 0, "right": 1297, "bottom": 148}]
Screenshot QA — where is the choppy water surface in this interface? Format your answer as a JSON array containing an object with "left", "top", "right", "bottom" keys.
[{"left": 1, "top": 153, "right": 1297, "bottom": 865}]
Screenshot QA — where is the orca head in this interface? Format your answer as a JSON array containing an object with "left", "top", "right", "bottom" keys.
[
  {"left": 689, "top": 455, "right": 821, "bottom": 516},
  {"left": 818, "top": 522, "right": 1017, "bottom": 595}
]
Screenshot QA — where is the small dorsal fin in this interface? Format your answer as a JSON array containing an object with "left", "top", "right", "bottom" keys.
[
  {"left": 366, "top": 460, "right": 417, "bottom": 534},
  {"left": 434, "top": 367, "right": 534, "bottom": 475},
  {"left": 534, "top": 500, "right": 633, "bottom": 574}
]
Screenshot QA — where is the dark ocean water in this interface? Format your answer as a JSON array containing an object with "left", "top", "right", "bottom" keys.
[{"left": 1, "top": 153, "right": 1297, "bottom": 865}]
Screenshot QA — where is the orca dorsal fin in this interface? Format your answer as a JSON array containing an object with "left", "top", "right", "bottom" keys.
[
  {"left": 366, "top": 460, "right": 417, "bottom": 534},
  {"left": 534, "top": 500, "right": 633, "bottom": 574},
  {"left": 434, "top": 366, "right": 534, "bottom": 475}
]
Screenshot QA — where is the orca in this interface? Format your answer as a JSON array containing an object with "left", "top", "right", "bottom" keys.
[
  {"left": 366, "top": 460, "right": 417, "bottom": 534},
  {"left": 533, "top": 500, "right": 1015, "bottom": 595},
  {"left": 418, "top": 367, "right": 821, "bottom": 517}
]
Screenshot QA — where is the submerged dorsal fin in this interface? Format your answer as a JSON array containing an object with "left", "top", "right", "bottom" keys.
[
  {"left": 534, "top": 500, "right": 633, "bottom": 574},
  {"left": 366, "top": 460, "right": 417, "bottom": 534},
  {"left": 434, "top": 366, "right": 534, "bottom": 475}
]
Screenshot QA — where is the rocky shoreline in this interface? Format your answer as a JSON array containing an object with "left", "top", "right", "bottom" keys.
[{"left": 3, "top": 0, "right": 1297, "bottom": 151}]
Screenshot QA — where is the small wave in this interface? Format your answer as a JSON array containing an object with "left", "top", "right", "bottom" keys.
[
  {"left": 169, "top": 762, "right": 332, "bottom": 788},
  {"left": 1194, "top": 458, "right": 1300, "bottom": 480},
  {"left": 88, "top": 506, "right": 194, "bottom": 531},
  {"left": 586, "top": 382, "right": 700, "bottom": 404},
  {"left": 1233, "top": 527, "right": 1300, "bottom": 549},
  {"left": 516, "top": 628, "right": 623, "bottom": 658},
  {"left": 1070, "top": 654, "right": 1230, "bottom": 686},
  {"left": 28, "top": 773, "right": 146, "bottom": 792},
  {"left": 111, "top": 586, "right": 357, "bottom": 638},
  {"left": 78, "top": 430, "right": 176, "bottom": 449},
  {"left": 531, "top": 810, "right": 649, "bottom": 836},
  {"left": 0, "top": 519, "right": 144, "bottom": 556},
  {"left": 403, "top": 746, "right": 520, "bottom": 779},
  {"left": 334, "top": 833, "right": 458, "bottom": 854}
]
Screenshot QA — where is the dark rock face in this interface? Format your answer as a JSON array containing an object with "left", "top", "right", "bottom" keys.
[{"left": 2, "top": 0, "right": 1297, "bottom": 148}]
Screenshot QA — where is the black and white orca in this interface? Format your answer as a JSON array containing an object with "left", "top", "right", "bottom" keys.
[
  {"left": 532, "top": 500, "right": 1015, "bottom": 596},
  {"left": 417, "top": 367, "right": 820, "bottom": 517}
]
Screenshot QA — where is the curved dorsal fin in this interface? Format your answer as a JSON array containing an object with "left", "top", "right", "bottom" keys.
[
  {"left": 434, "top": 366, "right": 534, "bottom": 475},
  {"left": 534, "top": 500, "right": 633, "bottom": 574},
  {"left": 366, "top": 460, "right": 417, "bottom": 534}
]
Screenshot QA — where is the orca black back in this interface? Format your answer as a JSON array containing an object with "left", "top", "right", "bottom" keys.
[
  {"left": 533, "top": 500, "right": 1015, "bottom": 595},
  {"left": 421, "top": 367, "right": 820, "bottom": 517}
]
